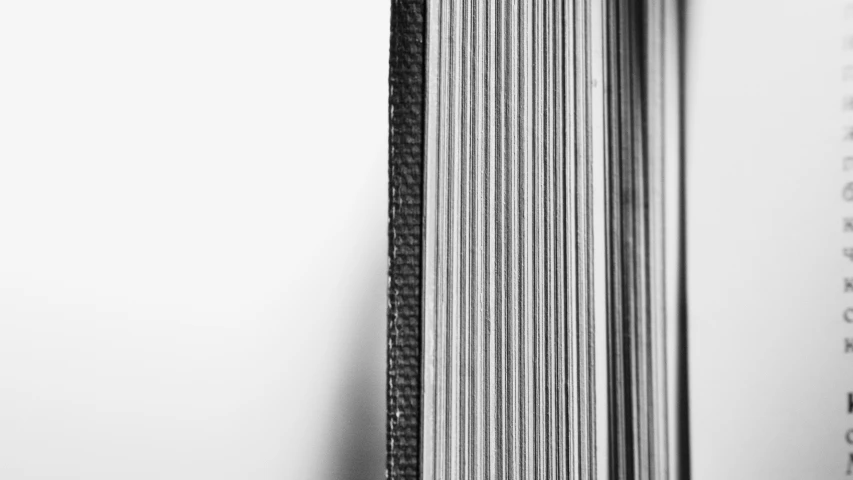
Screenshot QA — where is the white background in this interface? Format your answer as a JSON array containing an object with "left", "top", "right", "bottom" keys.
[{"left": 0, "top": 1, "right": 388, "bottom": 479}]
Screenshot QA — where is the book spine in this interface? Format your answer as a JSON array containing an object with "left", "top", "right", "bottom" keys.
[{"left": 388, "top": 1, "right": 427, "bottom": 479}]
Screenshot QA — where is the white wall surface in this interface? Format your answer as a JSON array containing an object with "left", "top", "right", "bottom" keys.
[{"left": 0, "top": 1, "right": 388, "bottom": 479}]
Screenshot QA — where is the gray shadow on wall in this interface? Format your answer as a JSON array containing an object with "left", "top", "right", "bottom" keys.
[{"left": 325, "top": 267, "right": 386, "bottom": 480}]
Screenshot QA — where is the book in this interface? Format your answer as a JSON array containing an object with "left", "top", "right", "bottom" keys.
[
  {"left": 389, "top": 0, "right": 682, "bottom": 478},
  {"left": 388, "top": 0, "right": 850, "bottom": 478}
]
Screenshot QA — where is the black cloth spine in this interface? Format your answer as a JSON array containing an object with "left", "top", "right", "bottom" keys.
[{"left": 388, "top": 1, "right": 426, "bottom": 479}]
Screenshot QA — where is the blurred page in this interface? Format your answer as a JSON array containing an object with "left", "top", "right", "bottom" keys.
[{"left": 688, "top": 0, "right": 849, "bottom": 477}]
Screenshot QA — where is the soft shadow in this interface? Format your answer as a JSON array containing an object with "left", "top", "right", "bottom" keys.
[{"left": 326, "top": 270, "right": 386, "bottom": 480}]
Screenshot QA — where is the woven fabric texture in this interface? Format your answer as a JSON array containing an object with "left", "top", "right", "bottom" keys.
[{"left": 388, "top": 0, "right": 426, "bottom": 479}]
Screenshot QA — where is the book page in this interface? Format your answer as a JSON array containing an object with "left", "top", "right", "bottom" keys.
[{"left": 687, "top": 0, "right": 849, "bottom": 477}]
